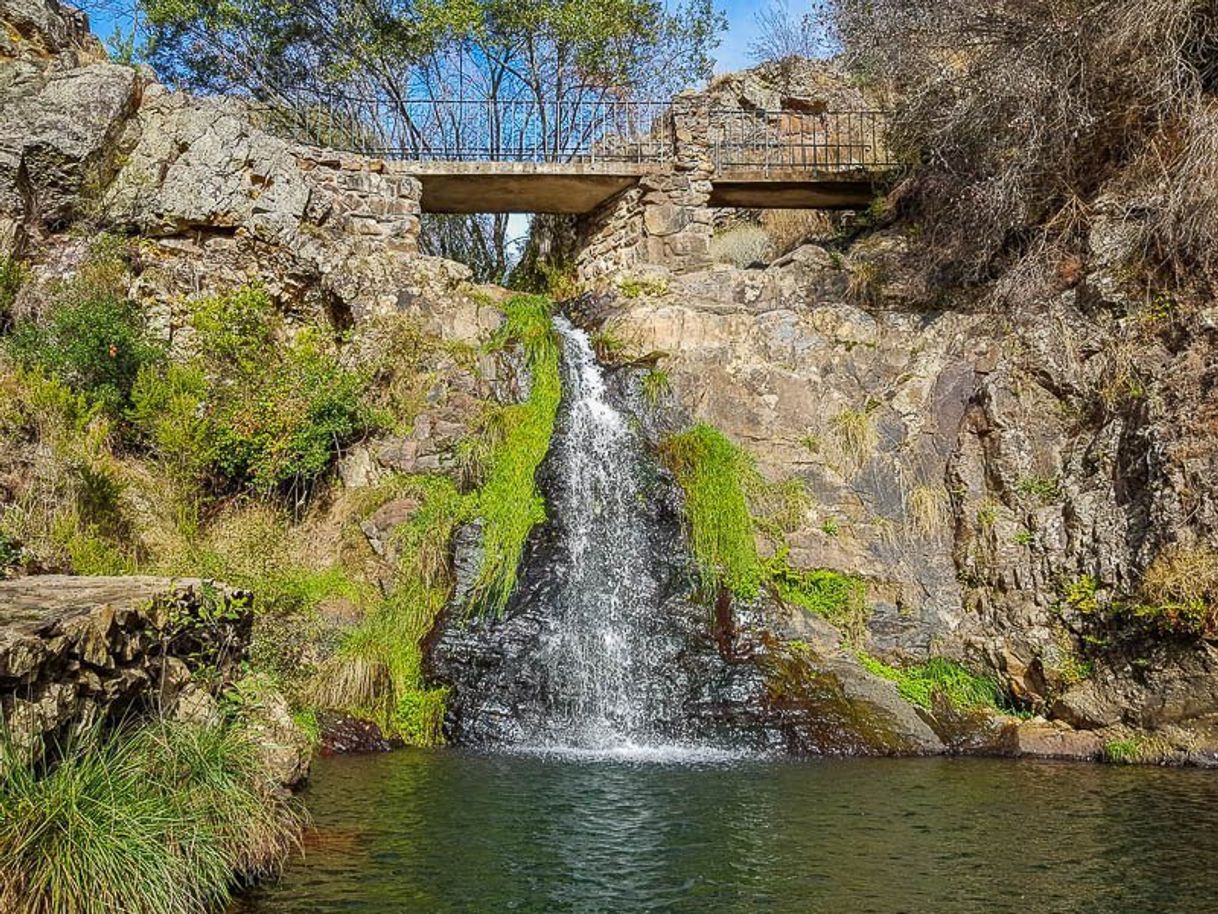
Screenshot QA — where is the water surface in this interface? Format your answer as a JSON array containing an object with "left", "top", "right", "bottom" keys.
[{"left": 240, "top": 750, "right": 1218, "bottom": 913}]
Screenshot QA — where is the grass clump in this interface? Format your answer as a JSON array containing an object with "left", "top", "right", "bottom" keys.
[
  {"left": 661, "top": 422, "right": 765, "bottom": 598},
  {"left": 828, "top": 402, "right": 880, "bottom": 477},
  {"left": 641, "top": 368, "right": 672, "bottom": 406},
  {"left": 662, "top": 422, "right": 872, "bottom": 638},
  {"left": 1056, "top": 548, "right": 1218, "bottom": 640},
  {"left": 1137, "top": 544, "right": 1218, "bottom": 637},
  {"left": 0, "top": 718, "right": 302, "bottom": 914},
  {"left": 466, "top": 294, "right": 560, "bottom": 614},
  {"left": 905, "top": 483, "right": 949, "bottom": 539},
  {"left": 709, "top": 224, "right": 773, "bottom": 268},
  {"left": 857, "top": 653, "right": 1003, "bottom": 712},
  {"left": 769, "top": 553, "right": 869, "bottom": 644},
  {"left": 314, "top": 476, "right": 468, "bottom": 743},
  {"left": 0, "top": 255, "right": 27, "bottom": 329}
]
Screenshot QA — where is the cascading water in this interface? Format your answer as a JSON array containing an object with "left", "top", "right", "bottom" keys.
[
  {"left": 430, "top": 313, "right": 776, "bottom": 757},
  {"left": 525, "top": 316, "right": 674, "bottom": 749}
]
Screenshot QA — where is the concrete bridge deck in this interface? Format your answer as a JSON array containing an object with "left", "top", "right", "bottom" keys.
[{"left": 410, "top": 161, "right": 881, "bottom": 214}]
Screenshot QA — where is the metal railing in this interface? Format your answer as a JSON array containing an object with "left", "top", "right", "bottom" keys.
[
  {"left": 710, "top": 109, "right": 892, "bottom": 172},
  {"left": 250, "top": 91, "right": 674, "bottom": 164},
  {"left": 249, "top": 91, "right": 892, "bottom": 172}
]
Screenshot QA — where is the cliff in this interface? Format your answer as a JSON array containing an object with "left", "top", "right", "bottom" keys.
[{"left": 2, "top": 0, "right": 1216, "bottom": 766}]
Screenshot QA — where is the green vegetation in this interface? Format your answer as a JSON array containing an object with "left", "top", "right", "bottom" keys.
[
  {"left": 1103, "top": 732, "right": 1174, "bottom": 765},
  {"left": 769, "top": 556, "right": 869, "bottom": 644},
  {"left": 148, "top": 284, "right": 372, "bottom": 495},
  {"left": 661, "top": 423, "right": 765, "bottom": 598},
  {"left": 1056, "top": 548, "right": 1218, "bottom": 640},
  {"left": 6, "top": 245, "right": 162, "bottom": 416},
  {"left": 314, "top": 475, "right": 467, "bottom": 744},
  {"left": 0, "top": 718, "right": 302, "bottom": 914},
  {"left": 661, "top": 422, "right": 870, "bottom": 638},
  {"left": 1017, "top": 475, "right": 1061, "bottom": 503},
  {"left": 618, "top": 276, "right": 670, "bottom": 299},
  {"left": 857, "top": 653, "right": 1003, "bottom": 712},
  {"left": 0, "top": 255, "right": 26, "bottom": 328},
  {"left": 466, "top": 294, "right": 561, "bottom": 614},
  {"left": 641, "top": 368, "right": 671, "bottom": 405}
]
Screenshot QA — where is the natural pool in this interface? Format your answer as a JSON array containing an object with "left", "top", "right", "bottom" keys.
[{"left": 237, "top": 749, "right": 1218, "bottom": 913}]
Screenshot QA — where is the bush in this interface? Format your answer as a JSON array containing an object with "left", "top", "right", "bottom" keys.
[
  {"left": 128, "top": 361, "right": 216, "bottom": 485},
  {"left": 211, "top": 328, "right": 370, "bottom": 494},
  {"left": 0, "top": 719, "right": 302, "bottom": 914},
  {"left": 6, "top": 282, "right": 162, "bottom": 415},
  {"left": 835, "top": 0, "right": 1218, "bottom": 289},
  {"left": 128, "top": 285, "right": 374, "bottom": 496},
  {"left": 769, "top": 554, "right": 869, "bottom": 643},
  {"left": 312, "top": 475, "right": 468, "bottom": 743},
  {"left": 709, "top": 224, "right": 773, "bottom": 268}
]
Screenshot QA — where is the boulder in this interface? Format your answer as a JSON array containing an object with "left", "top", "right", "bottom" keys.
[{"left": 0, "top": 575, "right": 251, "bottom": 753}]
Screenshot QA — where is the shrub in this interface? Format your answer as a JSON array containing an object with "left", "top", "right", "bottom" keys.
[
  {"left": 128, "top": 361, "right": 217, "bottom": 485},
  {"left": 709, "top": 224, "right": 773, "bottom": 268},
  {"left": 211, "top": 327, "right": 370, "bottom": 494},
  {"left": 835, "top": 0, "right": 1218, "bottom": 288},
  {"left": 176, "top": 286, "right": 373, "bottom": 496},
  {"left": 6, "top": 282, "right": 162, "bottom": 415},
  {"left": 0, "top": 718, "right": 302, "bottom": 914}
]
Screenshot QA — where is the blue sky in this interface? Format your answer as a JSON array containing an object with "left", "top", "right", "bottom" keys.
[{"left": 83, "top": 1, "right": 763, "bottom": 79}]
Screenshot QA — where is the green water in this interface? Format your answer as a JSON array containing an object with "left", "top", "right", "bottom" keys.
[{"left": 239, "top": 749, "right": 1218, "bottom": 913}]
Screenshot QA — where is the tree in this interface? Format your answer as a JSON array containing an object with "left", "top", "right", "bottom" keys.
[
  {"left": 748, "top": 0, "right": 836, "bottom": 63},
  {"left": 137, "top": 0, "right": 725, "bottom": 280}
]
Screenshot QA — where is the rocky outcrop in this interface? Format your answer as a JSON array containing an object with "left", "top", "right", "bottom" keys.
[
  {"left": 0, "top": 576, "right": 249, "bottom": 749},
  {"left": 0, "top": 1, "right": 136, "bottom": 251}
]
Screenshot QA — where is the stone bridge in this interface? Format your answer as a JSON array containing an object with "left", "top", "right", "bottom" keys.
[{"left": 262, "top": 92, "right": 891, "bottom": 278}]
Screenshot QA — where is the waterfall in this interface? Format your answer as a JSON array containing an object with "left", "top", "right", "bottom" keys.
[
  {"left": 525, "top": 316, "right": 674, "bottom": 749},
  {"left": 432, "top": 314, "right": 772, "bottom": 759}
]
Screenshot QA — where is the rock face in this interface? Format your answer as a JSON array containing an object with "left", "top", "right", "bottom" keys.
[
  {"left": 0, "top": 576, "right": 250, "bottom": 750},
  {"left": 429, "top": 343, "right": 948, "bottom": 756}
]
